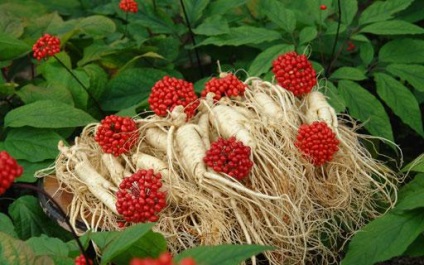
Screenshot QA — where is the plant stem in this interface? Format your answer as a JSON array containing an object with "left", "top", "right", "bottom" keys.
[
  {"left": 13, "top": 182, "right": 95, "bottom": 265},
  {"left": 326, "top": 0, "right": 342, "bottom": 75},
  {"left": 53, "top": 55, "right": 105, "bottom": 116},
  {"left": 179, "top": 0, "right": 205, "bottom": 78}
]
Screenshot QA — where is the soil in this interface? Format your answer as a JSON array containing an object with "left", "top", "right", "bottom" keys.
[{"left": 376, "top": 256, "right": 424, "bottom": 265}]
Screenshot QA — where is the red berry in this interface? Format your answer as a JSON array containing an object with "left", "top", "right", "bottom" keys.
[
  {"left": 32, "top": 34, "right": 61, "bottom": 61},
  {"left": 119, "top": 0, "right": 138, "bottom": 13},
  {"left": 294, "top": 121, "right": 339, "bottom": 166},
  {"left": 320, "top": 4, "right": 327, "bottom": 10},
  {"left": 179, "top": 258, "right": 197, "bottom": 265},
  {"left": 272, "top": 51, "right": 317, "bottom": 97},
  {"left": 0, "top": 151, "right": 23, "bottom": 196},
  {"left": 116, "top": 169, "right": 167, "bottom": 223},
  {"left": 74, "top": 254, "right": 93, "bottom": 265},
  {"left": 148, "top": 76, "right": 199, "bottom": 119},
  {"left": 94, "top": 115, "right": 139, "bottom": 157},
  {"left": 346, "top": 41, "right": 356, "bottom": 52},
  {"left": 201, "top": 73, "right": 247, "bottom": 101},
  {"left": 203, "top": 137, "right": 253, "bottom": 181}
]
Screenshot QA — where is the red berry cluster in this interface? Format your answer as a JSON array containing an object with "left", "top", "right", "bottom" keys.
[
  {"left": 116, "top": 169, "right": 166, "bottom": 223},
  {"left": 272, "top": 51, "right": 317, "bottom": 97},
  {"left": 294, "top": 121, "right": 339, "bottom": 166},
  {"left": 201, "top": 73, "right": 247, "bottom": 101},
  {"left": 0, "top": 151, "right": 23, "bottom": 196},
  {"left": 148, "top": 76, "right": 199, "bottom": 119},
  {"left": 95, "top": 115, "right": 139, "bottom": 157},
  {"left": 32, "top": 34, "right": 61, "bottom": 61},
  {"left": 320, "top": 4, "right": 327, "bottom": 10},
  {"left": 346, "top": 41, "right": 356, "bottom": 52},
  {"left": 130, "top": 252, "right": 196, "bottom": 265},
  {"left": 74, "top": 254, "right": 93, "bottom": 265},
  {"left": 119, "top": 0, "right": 138, "bottom": 13},
  {"left": 203, "top": 137, "right": 253, "bottom": 180}
]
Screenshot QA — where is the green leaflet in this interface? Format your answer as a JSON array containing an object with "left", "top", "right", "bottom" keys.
[
  {"left": 387, "top": 64, "right": 424, "bottom": 92},
  {"left": 0, "top": 32, "right": 31, "bottom": 61},
  {"left": 374, "top": 73, "right": 424, "bottom": 137},
  {"left": 4, "top": 128, "right": 64, "bottom": 162},
  {"left": 360, "top": 20, "right": 424, "bottom": 35},
  {"left": 341, "top": 209, "right": 424, "bottom": 265},
  {"left": 358, "top": 0, "right": 414, "bottom": 25},
  {"left": 329, "top": 67, "right": 367, "bottom": 81},
  {"left": 174, "top": 244, "right": 274, "bottom": 265},
  {"left": 338, "top": 80, "right": 393, "bottom": 141},
  {"left": 197, "top": 26, "right": 281, "bottom": 47},
  {"left": 379, "top": 39, "right": 424, "bottom": 64},
  {"left": 4, "top": 100, "right": 97, "bottom": 128}
]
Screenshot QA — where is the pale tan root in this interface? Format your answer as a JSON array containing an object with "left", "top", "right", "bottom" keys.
[
  {"left": 174, "top": 123, "right": 208, "bottom": 181},
  {"left": 209, "top": 104, "right": 256, "bottom": 149},
  {"left": 303, "top": 91, "right": 338, "bottom": 131},
  {"left": 144, "top": 127, "right": 169, "bottom": 152},
  {"left": 101, "top": 154, "right": 125, "bottom": 187}
]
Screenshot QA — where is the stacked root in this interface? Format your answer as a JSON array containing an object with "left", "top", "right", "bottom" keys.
[{"left": 38, "top": 73, "right": 400, "bottom": 264}]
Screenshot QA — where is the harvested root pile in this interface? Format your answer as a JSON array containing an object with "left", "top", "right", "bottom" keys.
[{"left": 37, "top": 52, "right": 400, "bottom": 265}]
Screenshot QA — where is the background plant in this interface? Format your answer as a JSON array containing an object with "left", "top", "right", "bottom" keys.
[{"left": 0, "top": 0, "right": 423, "bottom": 264}]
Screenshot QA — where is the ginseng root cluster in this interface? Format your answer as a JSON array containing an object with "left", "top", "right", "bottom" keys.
[{"left": 39, "top": 51, "right": 401, "bottom": 265}]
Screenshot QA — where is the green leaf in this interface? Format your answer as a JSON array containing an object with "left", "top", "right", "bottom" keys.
[
  {"left": 207, "top": 0, "right": 247, "bottom": 16},
  {"left": 182, "top": 0, "right": 210, "bottom": 25},
  {"left": 0, "top": 32, "right": 31, "bottom": 61},
  {"left": 129, "top": 16, "right": 176, "bottom": 35},
  {"left": 299, "top": 27, "right": 318, "bottom": 45},
  {"left": 402, "top": 154, "right": 424, "bottom": 173},
  {"left": 403, "top": 234, "right": 424, "bottom": 257},
  {"left": 91, "top": 223, "right": 155, "bottom": 264},
  {"left": 359, "top": 42, "right": 374, "bottom": 66},
  {"left": 261, "top": 0, "right": 296, "bottom": 33},
  {"left": 208, "top": 0, "right": 247, "bottom": 16},
  {"left": 192, "top": 15, "right": 230, "bottom": 36},
  {"left": 8, "top": 196, "right": 71, "bottom": 241},
  {"left": 374, "top": 73, "right": 424, "bottom": 137},
  {"left": 394, "top": 173, "right": 424, "bottom": 211},
  {"left": 341, "top": 209, "right": 424, "bottom": 265},
  {"left": 387, "top": 64, "right": 424, "bottom": 92},
  {"left": 100, "top": 68, "right": 168, "bottom": 111},
  {"left": 0, "top": 213, "right": 18, "bottom": 238},
  {"left": 77, "top": 44, "right": 116, "bottom": 66},
  {"left": 175, "top": 244, "right": 274, "bottom": 265},
  {"left": 77, "top": 15, "right": 116, "bottom": 38},
  {"left": 16, "top": 159, "right": 54, "bottom": 183},
  {"left": 82, "top": 63, "right": 109, "bottom": 100},
  {"left": 16, "top": 84, "right": 74, "bottom": 106},
  {"left": 0, "top": 10, "right": 24, "bottom": 38},
  {"left": 112, "top": 230, "right": 167, "bottom": 265},
  {"left": 4, "top": 128, "right": 63, "bottom": 162},
  {"left": 359, "top": 0, "right": 415, "bottom": 25},
  {"left": 38, "top": 56, "right": 90, "bottom": 109},
  {"left": 198, "top": 26, "right": 281, "bottom": 46},
  {"left": 4, "top": 100, "right": 97, "bottom": 128},
  {"left": 339, "top": 0, "right": 358, "bottom": 26},
  {"left": 26, "top": 235, "right": 69, "bottom": 257},
  {"left": 379, "top": 39, "right": 424, "bottom": 64},
  {"left": 322, "top": 81, "right": 346, "bottom": 113},
  {"left": 248, "top": 44, "right": 294, "bottom": 77},
  {"left": 0, "top": 231, "right": 53, "bottom": 265},
  {"left": 329, "top": 67, "right": 367, "bottom": 81},
  {"left": 360, "top": 20, "right": 424, "bottom": 35},
  {"left": 338, "top": 80, "right": 393, "bottom": 141}
]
